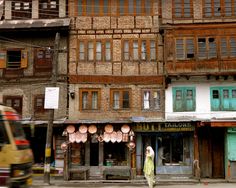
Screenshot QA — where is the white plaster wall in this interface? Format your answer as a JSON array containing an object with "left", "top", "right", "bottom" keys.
[{"left": 165, "top": 81, "right": 236, "bottom": 120}]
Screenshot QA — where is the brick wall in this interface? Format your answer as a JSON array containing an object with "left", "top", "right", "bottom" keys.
[{"left": 69, "top": 83, "right": 164, "bottom": 121}]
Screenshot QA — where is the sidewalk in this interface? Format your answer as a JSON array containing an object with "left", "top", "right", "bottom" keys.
[{"left": 32, "top": 175, "right": 235, "bottom": 187}]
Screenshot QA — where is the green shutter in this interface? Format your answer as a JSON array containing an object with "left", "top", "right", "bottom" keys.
[
  {"left": 173, "top": 88, "right": 183, "bottom": 112},
  {"left": 211, "top": 88, "right": 220, "bottom": 111},
  {"left": 173, "top": 87, "right": 195, "bottom": 112},
  {"left": 228, "top": 133, "right": 236, "bottom": 161},
  {"left": 185, "top": 88, "right": 195, "bottom": 111},
  {"left": 222, "top": 88, "right": 230, "bottom": 110}
]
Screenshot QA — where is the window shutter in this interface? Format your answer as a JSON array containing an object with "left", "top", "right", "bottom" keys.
[
  {"left": 173, "top": 88, "right": 184, "bottom": 112},
  {"left": 21, "top": 50, "right": 28, "bottom": 68},
  {"left": 211, "top": 89, "right": 220, "bottom": 111},
  {"left": 185, "top": 88, "right": 195, "bottom": 111},
  {"left": 0, "top": 50, "right": 6, "bottom": 68}
]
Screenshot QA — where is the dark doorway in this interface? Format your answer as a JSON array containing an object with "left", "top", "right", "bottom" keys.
[
  {"left": 198, "top": 127, "right": 225, "bottom": 178},
  {"left": 90, "top": 142, "right": 99, "bottom": 166}
]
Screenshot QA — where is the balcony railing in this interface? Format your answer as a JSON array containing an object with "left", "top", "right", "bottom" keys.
[{"left": 165, "top": 60, "right": 236, "bottom": 75}]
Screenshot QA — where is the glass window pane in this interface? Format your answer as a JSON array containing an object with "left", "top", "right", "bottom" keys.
[
  {"left": 141, "top": 41, "right": 147, "bottom": 60},
  {"left": 50, "top": 1, "right": 56, "bottom": 9},
  {"left": 225, "top": 0, "right": 232, "bottom": 16},
  {"left": 94, "top": 0, "right": 100, "bottom": 14},
  {"left": 120, "top": 0, "right": 125, "bottom": 15},
  {"left": 176, "top": 90, "right": 182, "bottom": 100},
  {"left": 86, "top": 0, "right": 92, "bottom": 15},
  {"left": 78, "top": 0, "right": 83, "bottom": 15},
  {"left": 79, "top": 42, "right": 85, "bottom": 60},
  {"left": 153, "top": 91, "right": 160, "bottom": 110},
  {"left": 208, "top": 38, "right": 217, "bottom": 59},
  {"left": 36, "top": 98, "right": 43, "bottom": 107},
  {"left": 230, "top": 37, "right": 236, "bottom": 57},
  {"left": 232, "top": 90, "right": 236, "bottom": 98},
  {"left": 150, "top": 40, "right": 156, "bottom": 60},
  {"left": 143, "top": 91, "right": 150, "bottom": 109},
  {"left": 105, "top": 42, "right": 111, "bottom": 61},
  {"left": 124, "top": 41, "right": 130, "bottom": 60},
  {"left": 128, "top": 0, "right": 134, "bottom": 14},
  {"left": 198, "top": 38, "right": 206, "bottom": 59},
  {"left": 82, "top": 92, "right": 88, "bottom": 109},
  {"left": 123, "top": 91, "right": 129, "bottom": 108},
  {"left": 184, "top": 0, "right": 191, "bottom": 17},
  {"left": 186, "top": 38, "right": 194, "bottom": 59},
  {"left": 96, "top": 42, "right": 102, "bottom": 60},
  {"left": 92, "top": 91, "right": 98, "bottom": 109},
  {"left": 213, "top": 90, "right": 219, "bottom": 99},
  {"left": 220, "top": 38, "right": 228, "bottom": 58},
  {"left": 204, "top": 0, "right": 212, "bottom": 17},
  {"left": 136, "top": 0, "right": 141, "bottom": 15},
  {"left": 133, "top": 41, "right": 139, "bottom": 60},
  {"left": 6, "top": 99, "right": 12, "bottom": 107},
  {"left": 88, "top": 42, "right": 94, "bottom": 61},
  {"left": 186, "top": 90, "right": 193, "bottom": 99},
  {"left": 145, "top": 0, "right": 151, "bottom": 14},
  {"left": 113, "top": 91, "right": 120, "bottom": 109},
  {"left": 176, "top": 39, "right": 184, "bottom": 59},
  {"left": 213, "top": 0, "right": 221, "bottom": 16},
  {"left": 223, "top": 89, "right": 229, "bottom": 98},
  {"left": 103, "top": 0, "right": 109, "bottom": 15}
]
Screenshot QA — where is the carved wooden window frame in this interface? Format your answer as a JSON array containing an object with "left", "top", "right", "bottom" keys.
[
  {"left": 110, "top": 89, "right": 131, "bottom": 110},
  {"left": 203, "top": 0, "right": 236, "bottom": 17},
  {"left": 172, "top": 0, "right": 193, "bottom": 18},
  {"left": 79, "top": 88, "right": 101, "bottom": 111},
  {"left": 78, "top": 40, "right": 112, "bottom": 62},
  {"left": 122, "top": 39, "right": 157, "bottom": 62},
  {"left": 76, "top": 0, "right": 154, "bottom": 16}
]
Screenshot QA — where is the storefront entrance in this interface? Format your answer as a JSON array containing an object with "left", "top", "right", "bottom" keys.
[
  {"left": 198, "top": 126, "right": 225, "bottom": 178},
  {"left": 134, "top": 122, "right": 195, "bottom": 176}
]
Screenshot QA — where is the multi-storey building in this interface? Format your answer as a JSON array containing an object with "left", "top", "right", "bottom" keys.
[
  {"left": 161, "top": 0, "right": 236, "bottom": 180},
  {"left": 0, "top": 0, "right": 69, "bottom": 172},
  {"left": 65, "top": 0, "right": 164, "bottom": 180}
]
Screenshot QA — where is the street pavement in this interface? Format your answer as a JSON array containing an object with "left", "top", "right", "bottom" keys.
[
  {"left": 32, "top": 182, "right": 236, "bottom": 188},
  {"left": 32, "top": 176, "right": 236, "bottom": 188}
]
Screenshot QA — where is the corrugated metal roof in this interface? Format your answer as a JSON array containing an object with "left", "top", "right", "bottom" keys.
[{"left": 0, "top": 18, "right": 71, "bottom": 29}]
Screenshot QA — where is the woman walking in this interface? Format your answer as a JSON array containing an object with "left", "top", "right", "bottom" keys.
[{"left": 143, "top": 146, "right": 155, "bottom": 188}]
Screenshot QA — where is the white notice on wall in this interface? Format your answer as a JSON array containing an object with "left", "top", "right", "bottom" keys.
[{"left": 44, "top": 87, "right": 59, "bottom": 109}]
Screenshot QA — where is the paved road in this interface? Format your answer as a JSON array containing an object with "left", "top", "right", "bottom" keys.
[{"left": 32, "top": 183, "right": 236, "bottom": 188}]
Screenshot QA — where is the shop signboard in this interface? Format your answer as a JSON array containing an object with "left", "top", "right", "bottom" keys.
[{"left": 134, "top": 122, "right": 195, "bottom": 132}]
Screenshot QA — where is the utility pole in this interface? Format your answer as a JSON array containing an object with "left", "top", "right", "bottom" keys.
[{"left": 44, "top": 32, "right": 60, "bottom": 184}]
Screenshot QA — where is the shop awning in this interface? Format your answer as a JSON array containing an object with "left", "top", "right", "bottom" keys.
[
  {"left": 210, "top": 120, "right": 236, "bottom": 127},
  {"left": 21, "top": 117, "right": 67, "bottom": 126},
  {"left": 0, "top": 18, "right": 71, "bottom": 29}
]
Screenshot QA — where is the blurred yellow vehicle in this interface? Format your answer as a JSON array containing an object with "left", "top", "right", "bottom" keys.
[{"left": 0, "top": 104, "right": 33, "bottom": 188}]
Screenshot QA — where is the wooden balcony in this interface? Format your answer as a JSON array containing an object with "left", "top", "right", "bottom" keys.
[{"left": 165, "top": 60, "right": 236, "bottom": 75}]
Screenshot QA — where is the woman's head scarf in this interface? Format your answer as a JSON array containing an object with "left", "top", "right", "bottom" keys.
[{"left": 146, "top": 146, "right": 155, "bottom": 160}]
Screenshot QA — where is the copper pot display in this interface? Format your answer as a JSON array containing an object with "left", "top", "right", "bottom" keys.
[
  {"left": 81, "top": 133, "right": 87, "bottom": 143},
  {"left": 75, "top": 131, "right": 82, "bottom": 143},
  {"left": 122, "top": 133, "right": 129, "bottom": 142},
  {"left": 66, "top": 125, "right": 75, "bottom": 134},
  {"left": 127, "top": 141, "right": 136, "bottom": 150},
  {"left": 116, "top": 131, "right": 123, "bottom": 143},
  {"left": 103, "top": 132, "right": 111, "bottom": 142},
  {"left": 110, "top": 131, "right": 117, "bottom": 143},
  {"left": 79, "top": 125, "right": 87, "bottom": 134},
  {"left": 61, "top": 142, "right": 68, "bottom": 151},
  {"left": 69, "top": 133, "right": 76, "bottom": 143},
  {"left": 104, "top": 124, "right": 113, "bottom": 133},
  {"left": 121, "top": 124, "right": 130, "bottom": 134},
  {"left": 97, "top": 135, "right": 103, "bottom": 142},
  {"left": 88, "top": 125, "right": 97, "bottom": 134}
]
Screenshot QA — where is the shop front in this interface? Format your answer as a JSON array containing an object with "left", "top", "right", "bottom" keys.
[
  {"left": 61, "top": 123, "right": 135, "bottom": 180},
  {"left": 133, "top": 121, "right": 195, "bottom": 176}
]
